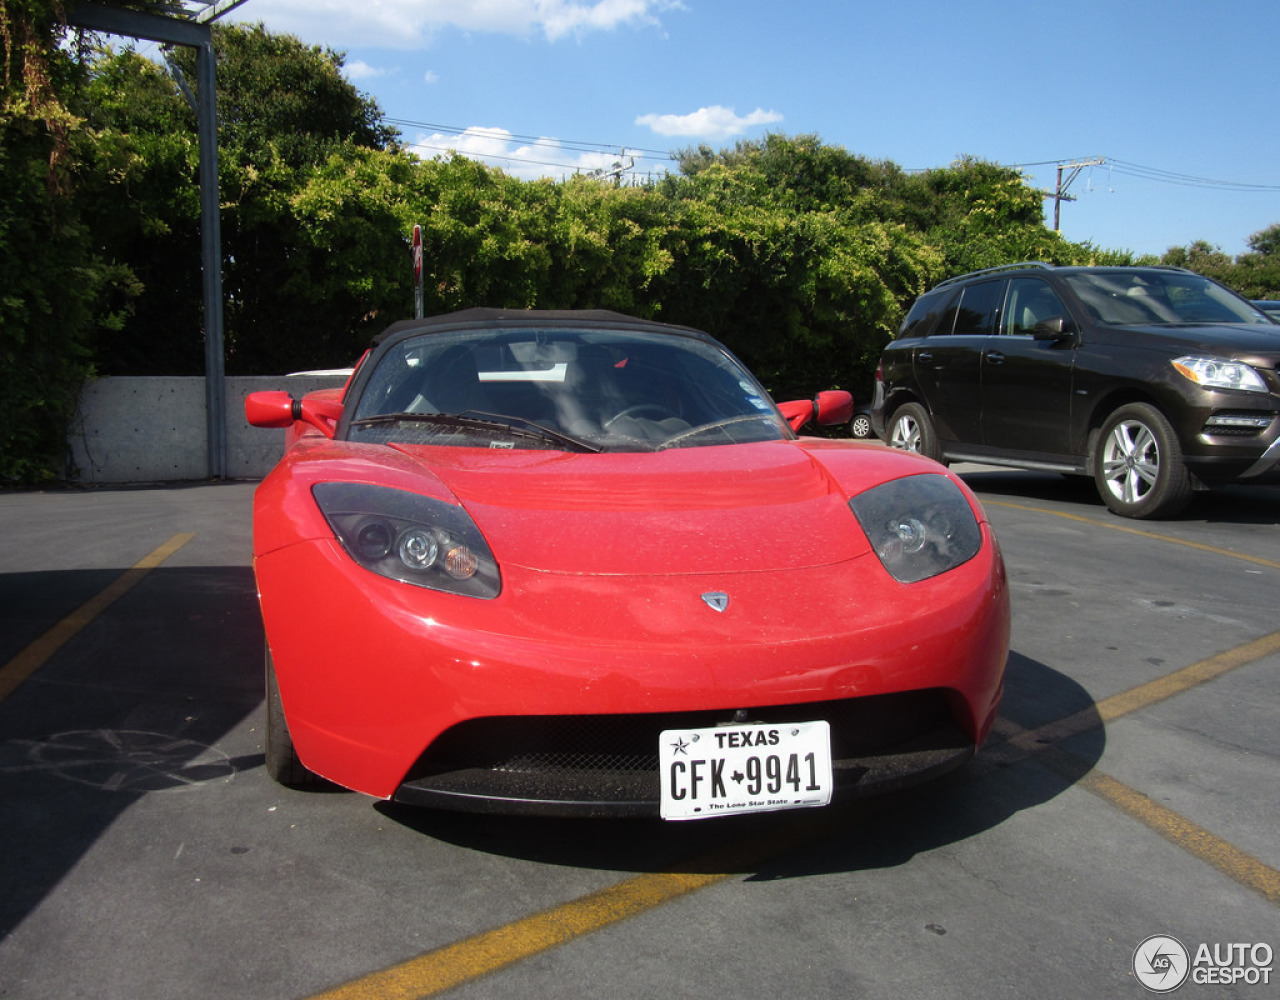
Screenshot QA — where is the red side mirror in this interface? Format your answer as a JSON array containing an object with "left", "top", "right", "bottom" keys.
[
  {"left": 777, "top": 399, "right": 815, "bottom": 433},
  {"left": 245, "top": 391, "right": 296, "bottom": 428},
  {"left": 814, "top": 390, "right": 854, "bottom": 426},
  {"left": 245, "top": 391, "right": 342, "bottom": 439},
  {"left": 777, "top": 390, "right": 854, "bottom": 432}
]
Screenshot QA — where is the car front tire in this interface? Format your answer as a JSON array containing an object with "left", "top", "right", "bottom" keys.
[
  {"left": 265, "top": 644, "right": 327, "bottom": 788},
  {"left": 850, "top": 412, "right": 873, "bottom": 439},
  {"left": 887, "top": 402, "right": 941, "bottom": 462},
  {"left": 1093, "top": 403, "right": 1192, "bottom": 519}
]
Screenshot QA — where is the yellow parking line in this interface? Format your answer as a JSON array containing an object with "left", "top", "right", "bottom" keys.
[
  {"left": 1041, "top": 746, "right": 1280, "bottom": 907},
  {"left": 992, "top": 630, "right": 1280, "bottom": 756},
  {"left": 307, "top": 810, "right": 853, "bottom": 1000},
  {"left": 0, "top": 533, "right": 196, "bottom": 703},
  {"left": 309, "top": 869, "right": 734, "bottom": 1000},
  {"left": 983, "top": 500, "right": 1280, "bottom": 571},
  {"left": 987, "top": 630, "right": 1280, "bottom": 906},
  {"left": 310, "top": 628, "right": 1280, "bottom": 1000},
  {"left": 1095, "top": 629, "right": 1280, "bottom": 721},
  {"left": 308, "top": 801, "right": 881, "bottom": 1000},
  {"left": 304, "top": 552, "right": 1280, "bottom": 999}
]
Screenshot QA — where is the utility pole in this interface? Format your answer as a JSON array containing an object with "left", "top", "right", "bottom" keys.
[
  {"left": 590, "top": 150, "right": 635, "bottom": 185},
  {"left": 1051, "top": 158, "right": 1105, "bottom": 231}
]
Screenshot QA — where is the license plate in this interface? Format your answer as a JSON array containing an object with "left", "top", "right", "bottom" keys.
[{"left": 658, "top": 720, "right": 833, "bottom": 821}]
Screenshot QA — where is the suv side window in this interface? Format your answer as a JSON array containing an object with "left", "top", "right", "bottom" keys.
[
  {"left": 1003, "top": 278, "right": 1069, "bottom": 336},
  {"left": 942, "top": 280, "right": 1004, "bottom": 336},
  {"left": 899, "top": 289, "right": 952, "bottom": 338}
]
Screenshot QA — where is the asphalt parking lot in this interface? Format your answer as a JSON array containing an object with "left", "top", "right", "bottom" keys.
[{"left": 1, "top": 471, "right": 1277, "bottom": 999}]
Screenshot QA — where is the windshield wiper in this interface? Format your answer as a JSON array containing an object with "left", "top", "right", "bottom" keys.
[{"left": 350, "top": 411, "right": 602, "bottom": 453}]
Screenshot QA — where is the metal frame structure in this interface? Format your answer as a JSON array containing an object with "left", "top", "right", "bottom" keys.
[{"left": 66, "top": 1, "right": 249, "bottom": 478}]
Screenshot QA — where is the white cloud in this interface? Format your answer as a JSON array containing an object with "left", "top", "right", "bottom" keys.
[
  {"left": 407, "top": 126, "right": 645, "bottom": 182},
  {"left": 231, "top": 0, "right": 682, "bottom": 49},
  {"left": 343, "top": 60, "right": 387, "bottom": 80},
  {"left": 423, "top": 70, "right": 440, "bottom": 84},
  {"left": 636, "top": 105, "right": 783, "bottom": 140}
]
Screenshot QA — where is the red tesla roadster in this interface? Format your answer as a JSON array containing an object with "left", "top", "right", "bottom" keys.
[{"left": 246, "top": 309, "right": 1009, "bottom": 820}]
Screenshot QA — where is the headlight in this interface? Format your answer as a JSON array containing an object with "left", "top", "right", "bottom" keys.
[
  {"left": 313, "top": 483, "right": 500, "bottom": 598},
  {"left": 1172, "top": 356, "right": 1267, "bottom": 393},
  {"left": 849, "top": 474, "right": 983, "bottom": 583}
]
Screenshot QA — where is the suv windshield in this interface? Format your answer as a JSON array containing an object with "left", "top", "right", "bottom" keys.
[
  {"left": 347, "top": 327, "right": 788, "bottom": 452},
  {"left": 1063, "top": 271, "right": 1271, "bottom": 327}
]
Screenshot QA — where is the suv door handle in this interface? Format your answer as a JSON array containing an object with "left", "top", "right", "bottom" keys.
[
  {"left": 918, "top": 350, "right": 934, "bottom": 364},
  {"left": 984, "top": 350, "right": 1005, "bottom": 365}
]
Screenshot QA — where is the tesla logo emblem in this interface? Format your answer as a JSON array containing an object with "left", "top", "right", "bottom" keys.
[{"left": 701, "top": 591, "right": 729, "bottom": 612}]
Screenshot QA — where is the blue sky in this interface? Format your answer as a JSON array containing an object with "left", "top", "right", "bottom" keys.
[{"left": 227, "top": 0, "right": 1280, "bottom": 259}]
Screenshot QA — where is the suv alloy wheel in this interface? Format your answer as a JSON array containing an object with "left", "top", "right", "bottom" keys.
[
  {"left": 887, "top": 402, "right": 940, "bottom": 462},
  {"left": 1094, "top": 402, "right": 1193, "bottom": 518}
]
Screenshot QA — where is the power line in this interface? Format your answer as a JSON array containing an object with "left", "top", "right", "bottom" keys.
[
  {"left": 1105, "top": 158, "right": 1280, "bottom": 193},
  {"left": 406, "top": 138, "right": 649, "bottom": 176},
  {"left": 386, "top": 116, "right": 675, "bottom": 176},
  {"left": 1013, "top": 156, "right": 1280, "bottom": 194},
  {"left": 387, "top": 117, "right": 674, "bottom": 160}
]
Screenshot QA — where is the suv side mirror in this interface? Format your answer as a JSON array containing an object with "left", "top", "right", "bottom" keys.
[{"left": 1032, "top": 316, "right": 1075, "bottom": 343}]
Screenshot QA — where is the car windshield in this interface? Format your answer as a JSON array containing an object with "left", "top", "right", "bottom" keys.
[
  {"left": 1063, "top": 272, "right": 1273, "bottom": 327},
  {"left": 346, "top": 327, "right": 789, "bottom": 452}
]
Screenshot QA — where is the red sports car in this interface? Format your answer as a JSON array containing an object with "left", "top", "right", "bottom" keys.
[{"left": 246, "top": 309, "right": 1009, "bottom": 820}]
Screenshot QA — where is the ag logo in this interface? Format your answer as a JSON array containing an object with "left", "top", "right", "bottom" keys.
[
  {"left": 701, "top": 591, "right": 729, "bottom": 612},
  {"left": 1133, "top": 935, "right": 1190, "bottom": 993}
]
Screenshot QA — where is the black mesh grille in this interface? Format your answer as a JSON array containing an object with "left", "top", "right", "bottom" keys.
[{"left": 410, "top": 689, "right": 953, "bottom": 778}]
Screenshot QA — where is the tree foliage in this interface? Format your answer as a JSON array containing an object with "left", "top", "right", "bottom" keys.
[
  {"left": 1160, "top": 225, "right": 1280, "bottom": 300},
  {"left": 6, "top": 19, "right": 1277, "bottom": 482},
  {"left": 0, "top": 0, "right": 126, "bottom": 481},
  {"left": 79, "top": 24, "right": 402, "bottom": 376}
]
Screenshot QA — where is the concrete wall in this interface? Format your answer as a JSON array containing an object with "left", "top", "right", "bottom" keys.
[{"left": 67, "top": 375, "right": 348, "bottom": 484}]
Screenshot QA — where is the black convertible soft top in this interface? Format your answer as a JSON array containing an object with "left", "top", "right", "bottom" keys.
[{"left": 371, "top": 308, "right": 714, "bottom": 349}]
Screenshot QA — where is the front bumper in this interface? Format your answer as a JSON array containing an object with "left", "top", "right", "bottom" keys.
[
  {"left": 257, "top": 527, "right": 1009, "bottom": 804},
  {"left": 1239, "top": 433, "right": 1280, "bottom": 480}
]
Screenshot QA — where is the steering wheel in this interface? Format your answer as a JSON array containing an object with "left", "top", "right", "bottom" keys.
[{"left": 603, "top": 404, "right": 680, "bottom": 429}]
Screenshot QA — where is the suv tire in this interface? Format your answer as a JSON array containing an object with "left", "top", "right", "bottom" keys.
[
  {"left": 1093, "top": 403, "right": 1193, "bottom": 519},
  {"left": 888, "top": 402, "right": 941, "bottom": 462}
]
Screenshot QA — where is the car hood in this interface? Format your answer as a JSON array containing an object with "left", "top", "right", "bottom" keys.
[
  {"left": 1094, "top": 323, "right": 1280, "bottom": 366},
  {"left": 390, "top": 440, "right": 876, "bottom": 575}
]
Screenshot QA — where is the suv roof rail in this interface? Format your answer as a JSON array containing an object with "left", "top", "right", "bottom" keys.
[{"left": 935, "top": 261, "right": 1054, "bottom": 289}]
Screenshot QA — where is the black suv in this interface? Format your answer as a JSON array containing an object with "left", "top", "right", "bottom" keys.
[{"left": 871, "top": 263, "right": 1280, "bottom": 518}]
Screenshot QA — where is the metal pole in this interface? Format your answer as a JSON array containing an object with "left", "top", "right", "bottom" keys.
[
  {"left": 412, "top": 224, "right": 423, "bottom": 319},
  {"left": 1054, "top": 165, "right": 1063, "bottom": 232},
  {"left": 197, "top": 39, "right": 226, "bottom": 478},
  {"left": 65, "top": 3, "right": 232, "bottom": 479}
]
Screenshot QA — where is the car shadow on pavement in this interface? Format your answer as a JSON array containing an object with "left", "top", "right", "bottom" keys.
[
  {"left": 0, "top": 566, "right": 265, "bottom": 942},
  {"left": 378, "top": 649, "right": 1104, "bottom": 879},
  {"left": 959, "top": 467, "right": 1280, "bottom": 526},
  {"left": 1181, "top": 482, "right": 1280, "bottom": 525},
  {"left": 957, "top": 469, "right": 1105, "bottom": 510}
]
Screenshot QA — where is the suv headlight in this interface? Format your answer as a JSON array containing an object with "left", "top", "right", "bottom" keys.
[
  {"left": 313, "top": 483, "right": 500, "bottom": 598},
  {"left": 849, "top": 474, "right": 983, "bottom": 583},
  {"left": 1172, "top": 356, "right": 1267, "bottom": 393}
]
